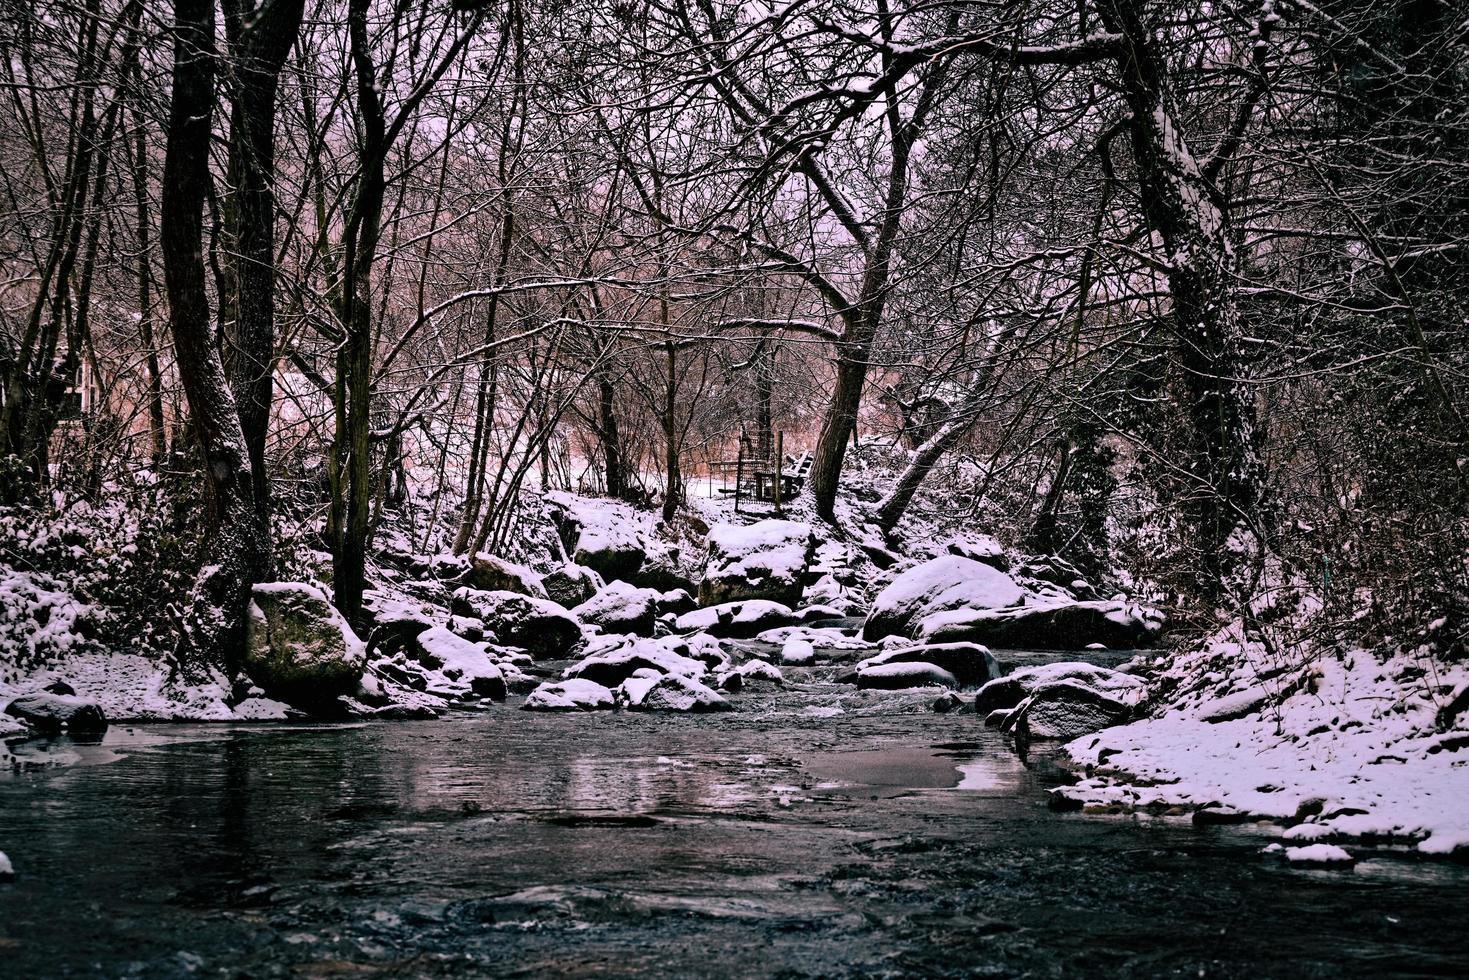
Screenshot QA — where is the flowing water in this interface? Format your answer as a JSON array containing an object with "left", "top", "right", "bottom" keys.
[{"left": 2, "top": 647, "right": 1467, "bottom": 978}]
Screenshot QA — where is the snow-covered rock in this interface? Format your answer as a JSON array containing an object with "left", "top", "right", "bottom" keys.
[
  {"left": 779, "top": 639, "right": 815, "bottom": 665},
  {"left": 0, "top": 850, "right": 12, "bottom": 881},
  {"left": 698, "top": 519, "right": 815, "bottom": 608},
  {"left": 541, "top": 563, "right": 603, "bottom": 608},
  {"left": 623, "top": 672, "right": 733, "bottom": 713},
  {"left": 675, "top": 599, "right": 801, "bottom": 638},
  {"left": 466, "top": 554, "right": 548, "bottom": 599},
  {"left": 863, "top": 556, "right": 1026, "bottom": 641},
  {"left": 856, "top": 661, "right": 959, "bottom": 690},
  {"left": 1002, "top": 680, "right": 1133, "bottom": 740},
  {"left": 946, "top": 534, "right": 1008, "bottom": 570},
  {"left": 852, "top": 642, "right": 1001, "bottom": 689},
  {"left": 975, "top": 662, "right": 1145, "bottom": 713},
  {"left": 545, "top": 494, "right": 648, "bottom": 583},
  {"left": 656, "top": 588, "right": 697, "bottom": 616},
  {"left": 573, "top": 581, "right": 661, "bottom": 637},
  {"left": 3, "top": 691, "right": 108, "bottom": 734},
  {"left": 755, "top": 625, "right": 875, "bottom": 651},
  {"left": 716, "top": 659, "right": 784, "bottom": 690},
  {"left": 919, "top": 599, "right": 1162, "bottom": 650},
  {"left": 564, "top": 638, "right": 707, "bottom": 687},
  {"left": 410, "top": 626, "right": 507, "bottom": 700},
  {"left": 450, "top": 588, "right": 583, "bottom": 659},
  {"left": 522, "top": 678, "right": 616, "bottom": 712},
  {"left": 245, "top": 583, "right": 366, "bottom": 702},
  {"left": 1284, "top": 844, "right": 1355, "bottom": 866},
  {"left": 1057, "top": 641, "right": 1469, "bottom": 858}
]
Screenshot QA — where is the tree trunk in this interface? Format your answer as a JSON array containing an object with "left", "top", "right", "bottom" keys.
[
  {"left": 161, "top": 0, "right": 269, "bottom": 667},
  {"left": 1097, "top": 0, "right": 1265, "bottom": 584},
  {"left": 1027, "top": 441, "right": 1075, "bottom": 555},
  {"left": 808, "top": 330, "right": 875, "bottom": 520},
  {"left": 875, "top": 390, "right": 986, "bottom": 533},
  {"left": 221, "top": 0, "right": 306, "bottom": 526},
  {"left": 661, "top": 340, "right": 680, "bottom": 523},
  {"left": 599, "top": 373, "right": 624, "bottom": 499}
]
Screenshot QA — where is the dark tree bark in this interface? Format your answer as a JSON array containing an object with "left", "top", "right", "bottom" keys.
[
  {"left": 1095, "top": 0, "right": 1266, "bottom": 584},
  {"left": 220, "top": 0, "right": 307, "bottom": 526},
  {"left": 661, "top": 339, "right": 680, "bottom": 524},
  {"left": 161, "top": 0, "right": 269, "bottom": 666},
  {"left": 598, "top": 372, "right": 625, "bottom": 499}
]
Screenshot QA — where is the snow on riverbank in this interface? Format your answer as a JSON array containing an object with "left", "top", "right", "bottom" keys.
[{"left": 1060, "top": 639, "right": 1469, "bottom": 858}]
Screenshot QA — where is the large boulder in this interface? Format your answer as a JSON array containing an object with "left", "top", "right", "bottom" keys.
[
  {"left": 975, "top": 661, "right": 1145, "bottom": 714},
  {"left": 450, "top": 588, "right": 583, "bottom": 660},
  {"left": 856, "top": 661, "right": 959, "bottom": 690},
  {"left": 631, "top": 541, "right": 698, "bottom": 594},
  {"left": 919, "top": 600, "right": 1162, "bottom": 650},
  {"left": 245, "top": 583, "right": 367, "bottom": 702},
  {"left": 1001, "top": 680, "right": 1132, "bottom": 740},
  {"left": 863, "top": 556, "right": 1027, "bottom": 641},
  {"left": 4, "top": 691, "right": 108, "bottom": 734},
  {"left": 573, "top": 581, "right": 661, "bottom": 637},
  {"left": 675, "top": 599, "right": 801, "bottom": 638},
  {"left": 542, "top": 563, "right": 603, "bottom": 608},
  {"left": 522, "top": 678, "right": 616, "bottom": 712},
  {"left": 465, "top": 554, "right": 548, "bottom": 599},
  {"left": 851, "top": 642, "right": 1000, "bottom": 689},
  {"left": 698, "top": 520, "right": 815, "bottom": 608},
  {"left": 572, "top": 522, "right": 645, "bottom": 583}
]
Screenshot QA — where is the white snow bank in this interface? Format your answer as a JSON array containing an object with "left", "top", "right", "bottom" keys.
[{"left": 1062, "top": 645, "right": 1469, "bottom": 857}]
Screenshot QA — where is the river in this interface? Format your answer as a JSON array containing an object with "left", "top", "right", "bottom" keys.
[{"left": 2, "top": 646, "right": 1466, "bottom": 978}]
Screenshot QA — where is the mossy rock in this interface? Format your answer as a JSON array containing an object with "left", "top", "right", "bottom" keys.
[{"left": 245, "top": 583, "right": 366, "bottom": 704}]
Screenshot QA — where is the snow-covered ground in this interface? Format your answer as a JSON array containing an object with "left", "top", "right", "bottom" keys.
[{"left": 1061, "top": 639, "right": 1469, "bottom": 858}]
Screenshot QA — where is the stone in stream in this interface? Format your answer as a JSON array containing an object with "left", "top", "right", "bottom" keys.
[
  {"left": 674, "top": 599, "right": 801, "bottom": 638},
  {"left": 697, "top": 519, "right": 816, "bottom": 608},
  {"left": 409, "top": 626, "right": 507, "bottom": 700},
  {"left": 621, "top": 672, "right": 733, "bottom": 713},
  {"left": 851, "top": 642, "right": 1001, "bottom": 689},
  {"left": 522, "top": 678, "right": 616, "bottom": 712},
  {"left": 716, "top": 659, "right": 784, "bottom": 691},
  {"left": 4, "top": 691, "right": 108, "bottom": 735},
  {"left": 0, "top": 850, "right": 12, "bottom": 882},
  {"left": 931, "top": 692, "right": 966, "bottom": 713},
  {"left": 1001, "top": 680, "right": 1133, "bottom": 740},
  {"left": 563, "top": 638, "right": 706, "bottom": 688},
  {"left": 974, "top": 662, "right": 1145, "bottom": 714},
  {"left": 245, "top": 582, "right": 367, "bottom": 703},
  {"left": 856, "top": 661, "right": 960, "bottom": 690},
  {"left": 450, "top": 588, "right": 583, "bottom": 659},
  {"left": 779, "top": 639, "right": 815, "bottom": 665},
  {"left": 573, "top": 581, "right": 662, "bottom": 638}
]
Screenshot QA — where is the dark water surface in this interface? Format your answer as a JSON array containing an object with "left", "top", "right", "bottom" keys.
[{"left": 2, "top": 650, "right": 1467, "bottom": 979}]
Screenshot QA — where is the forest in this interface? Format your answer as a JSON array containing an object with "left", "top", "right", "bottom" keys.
[{"left": 1, "top": 0, "right": 1467, "bottom": 976}]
